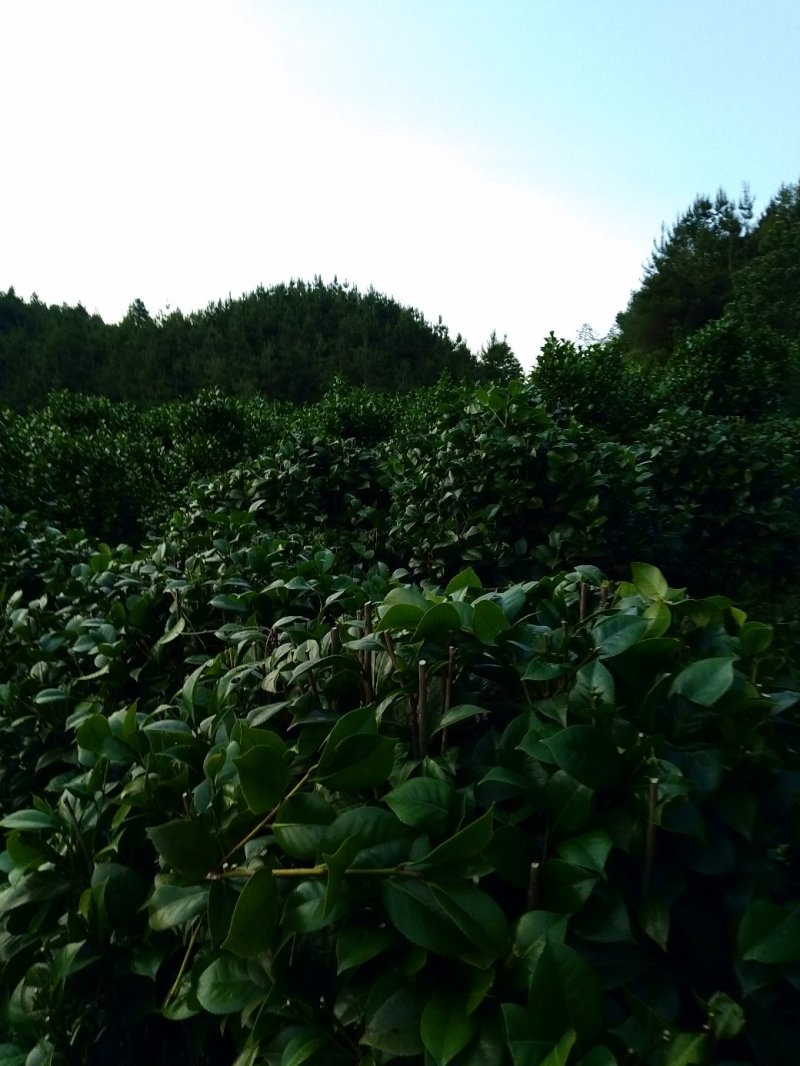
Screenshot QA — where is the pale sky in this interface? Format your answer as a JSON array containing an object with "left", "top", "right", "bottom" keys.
[{"left": 1, "top": 0, "right": 798, "bottom": 366}]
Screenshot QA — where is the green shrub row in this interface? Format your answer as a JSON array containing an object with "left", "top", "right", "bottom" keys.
[{"left": 1, "top": 515, "right": 799, "bottom": 1062}]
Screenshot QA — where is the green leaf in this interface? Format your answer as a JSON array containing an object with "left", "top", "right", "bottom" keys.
[
  {"left": 336, "top": 924, "right": 396, "bottom": 973},
  {"left": 149, "top": 881, "right": 210, "bottom": 931},
  {"left": 638, "top": 899, "right": 670, "bottom": 951},
  {"left": 147, "top": 819, "right": 217, "bottom": 879},
  {"left": 737, "top": 900, "right": 800, "bottom": 964},
  {"left": 209, "top": 594, "right": 249, "bottom": 614},
  {"left": 221, "top": 867, "right": 278, "bottom": 956},
  {"left": 644, "top": 600, "right": 672, "bottom": 638},
  {"left": 413, "top": 602, "right": 464, "bottom": 641},
  {"left": 661, "top": 1033, "right": 709, "bottom": 1066},
  {"left": 502, "top": 1004, "right": 576, "bottom": 1066},
  {"left": 428, "top": 881, "right": 510, "bottom": 955},
  {"left": 445, "top": 568, "right": 483, "bottom": 594},
  {"left": 568, "top": 660, "right": 615, "bottom": 715},
  {"left": 383, "top": 878, "right": 472, "bottom": 956},
  {"left": 544, "top": 771, "right": 593, "bottom": 833},
  {"left": 522, "top": 661, "right": 566, "bottom": 682},
  {"left": 234, "top": 745, "right": 290, "bottom": 814},
  {"left": 317, "top": 733, "right": 396, "bottom": 791},
  {"left": 631, "top": 562, "right": 668, "bottom": 600},
  {"left": 538, "top": 859, "right": 599, "bottom": 913},
  {"left": 670, "top": 657, "right": 735, "bottom": 706},
  {"left": 0, "top": 810, "right": 57, "bottom": 831},
  {"left": 540, "top": 1030, "right": 577, "bottom": 1066},
  {"left": 556, "top": 830, "right": 612, "bottom": 874},
  {"left": 592, "top": 614, "right": 649, "bottom": 658},
  {"left": 196, "top": 956, "right": 263, "bottom": 1014},
  {"left": 412, "top": 807, "right": 493, "bottom": 866},
  {"left": 282, "top": 879, "right": 343, "bottom": 934},
  {"left": 154, "top": 614, "right": 186, "bottom": 649},
  {"left": 529, "top": 940, "right": 604, "bottom": 1043},
  {"left": 273, "top": 793, "right": 336, "bottom": 859},
  {"left": 739, "top": 620, "right": 773, "bottom": 657},
  {"left": 322, "top": 834, "right": 361, "bottom": 917},
  {"left": 384, "top": 777, "right": 452, "bottom": 834},
  {"left": 280, "top": 1035, "right": 326, "bottom": 1066},
  {"left": 539, "top": 726, "right": 620, "bottom": 791},
  {"left": 363, "top": 986, "right": 425, "bottom": 1057},
  {"left": 375, "top": 602, "right": 426, "bottom": 632},
  {"left": 432, "top": 703, "right": 490, "bottom": 734},
  {"left": 472, "top": 599, "right": 509, "bottom": 645},
  {"left": 706, "top": 991, "right": 745, "bottom": 1040},
  {"left": 421, "top": 989, "right": 478, "bottom": 1065}
]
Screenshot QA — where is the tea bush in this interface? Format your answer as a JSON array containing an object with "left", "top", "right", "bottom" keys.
[{"left": 1, "top": 378, "right": 799, "bottom": 1063}]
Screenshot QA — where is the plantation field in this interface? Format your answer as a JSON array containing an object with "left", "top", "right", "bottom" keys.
[{"left": 1, "top": 381, "right": 799, "bottom": 1064}]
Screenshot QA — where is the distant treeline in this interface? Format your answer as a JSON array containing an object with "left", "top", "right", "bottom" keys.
[
  {"left": 0, "top": 278, "right": 522, "bottom": 410},
  {"left": 1, "top": 179, "right": 799, "bottom": 412}
]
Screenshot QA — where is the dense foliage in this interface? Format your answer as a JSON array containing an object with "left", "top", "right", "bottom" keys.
[
  {"left": 1, "top": 375, "right": 799, "bottom": 1064},
  {"left": 2, "top": 177, "right": 800, "bottom": 1063},
  {"left": 0, "top": 280, "right": 482, "bottom": 410}
]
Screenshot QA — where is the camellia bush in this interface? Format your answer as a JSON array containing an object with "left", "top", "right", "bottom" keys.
[{"left": 1, "top": 520, "right": 799, "bottom": 1063}]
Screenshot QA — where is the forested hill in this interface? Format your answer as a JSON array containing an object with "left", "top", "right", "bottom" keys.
[{"left": 0, "top": 278, "right": 481, "bottom": 409}]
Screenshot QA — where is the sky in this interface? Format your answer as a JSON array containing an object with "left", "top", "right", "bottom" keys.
[{"left": 1, "top": 1, "right": 798, "bottom": 367}]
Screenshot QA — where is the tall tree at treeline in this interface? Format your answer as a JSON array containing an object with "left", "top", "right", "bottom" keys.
[
  {"left": 0, "top": 278, "right": 479, "bottom": 410},
  {"left": 616, "top": 185, "right": 756, "bottom": 363},
  {"left": 613, "top": 180, "right": 800, "bottom": 414}
]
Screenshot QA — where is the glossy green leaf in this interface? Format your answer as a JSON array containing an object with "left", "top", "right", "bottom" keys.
[
  {"left": 362, "top": 986, "right": 425, "bottom": 1057},
  {"left": 149, "top": 881, "right": 210, "bottom": 931},
  {"left": 472, "top": 599, "right": 509, "bottom": 645},
  {"left": 538, "top": 859, "right": 599, "bottom": 913},
  {"left": 445, "top": 568, "right": 483, "bottom": 594},
  {"left": 282, "top": 879, "right": 342, "bottom": 934},
  {"left": 147, "top": 819, "right": 217, "bottom": 879},
  {"left": 412, "top": 807, "right": 493, "bottom": 866},
  {"left": 592, "top": 614, "right": 649, "bottom": 658},
  {"left": 336, "top": 925, "right": 396, "bottom": 973},
  {"left": 544, "top": 771, "right": 593, "bottom": 832},
  {"left": 280, "top": 1034, "right": 326, "bottom": 1066},
  {"left": 384, "top": 777, "right": 452, "bottom": 834},
  {"left": 737, "top": 900, "right": 800, "bottom": 964},
  {"left": 374, "top": 602, "right": 426, "bottom": 632},
  {"left": 638, "top": 898, "right": 670, "bottom": 951},
  {"left": 568, "top": 660, "right": 615, "bottom": 715},
  {"left": 317, "top": 733, "right": 396, "bottom": 791},
  {"left": 221, "top": 867, "right": 278, "bottom": 956},
  {"left": 383, "top": 878, "right": 472, "bottom": 956},
  {"left": 739, "top": 620, "right": 773, "bottom": 657},
  {"left": 539, "top": 726, "right": 620, "bottom": 790},
  {"left": 556, "top": 830, "right": 612, "bottom": 874},
  {"left": 421, "top": 989, "right": 478, "bottom": 1065},
  {"left": 433, "top": 703, "right": 490, "bottom": 734},
  {"left": 631, "top": 562, "right": 668, "bottom": 600},
  {"left": 670, "top": 657, "right": 735, "bottom": 706},
  {"left": 413, "top": 602, "right": 464, "bottom": 641},
  {"left": 428, "top": 881, "right": 510, "bottom": 955},
  {"left": 539, "top": 1030, "right": 577, "bottom": 1066},
  {"left": 522, "top": 661, "right": 566, "bottom": 682},
  {"left": 322, "top": 834, "right": 360, "bottom": 916},
  {"left": 234, "top": 745, "right": 290, "bottom": 814},
  {"left": 0, "top": 810, "right": 57, "bottom": 831},
  {"left": 273, "top": 792, "right": 335, "bottom": 859},
  {"left": 706, "top": 991, "right": 745, "bottom": 1040},
  {"left": 196, "top": 956, "right": 263, "bottom": 1014}
]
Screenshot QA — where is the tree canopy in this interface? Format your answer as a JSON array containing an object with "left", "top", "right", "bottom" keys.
[{"left": 0, "top": 278, "right": 479, "bottom": 410}]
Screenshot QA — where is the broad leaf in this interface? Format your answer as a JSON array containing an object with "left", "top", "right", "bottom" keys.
[
  {"left": 421, "top": 989, "right": 477, "bottom": 1065},
  {"left": 147, "top": 819, "right": 217, "bottom": 879},
  {"left": 221, "top": 867, "right": 278, "bottom": 956}
]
